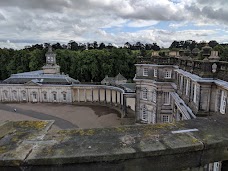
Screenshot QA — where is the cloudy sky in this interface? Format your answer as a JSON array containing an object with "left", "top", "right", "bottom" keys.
[{"left": 0, "top": 0, "right": 227, "bottom": 49}]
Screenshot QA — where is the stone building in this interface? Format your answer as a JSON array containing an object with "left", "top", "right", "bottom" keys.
[
  {"left": 0, "top": 46, "right": 135, "bottom": 117},
  {"left": 135, "top": 48, "right": 227, "bottom": 124},
  {"left": 101, "top": 73, "right": 127, "bottom": 85}
]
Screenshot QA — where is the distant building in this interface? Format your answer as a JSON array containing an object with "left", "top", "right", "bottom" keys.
[
  {"left": 3, "top": 46, "right": 79, "bottom": 85},
  {"left": 101, "top": 73, "right": 127, "bottom": 86},
  {"left": 0, "top": 46, "right": 134, "bottom": 116}
]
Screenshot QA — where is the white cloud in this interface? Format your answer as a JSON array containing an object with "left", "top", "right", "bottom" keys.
[{"left": 0, "top": 0, "right": 227, "bottom": 49}]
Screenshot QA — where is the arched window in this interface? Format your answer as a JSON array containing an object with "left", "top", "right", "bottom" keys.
[
  {"left": 12, "top": 90, "right": 17, "bottom": 100},
  {"left": 141, "top": 105, "right": 148, "bottom": 122},
  {"left": 21, "top": 91, "right": 26, "bottom": 100},
  {"left": 61, "top": 91, "right": 67, "bottom": 101},
  {"left": 42, "top": 91, "right": 47, "bottom": 100},
  {"left": 52, "top": 91, "right": 57, "bottom": 101},
  {"left": 142, "top": 88, "right": 148, "bottom": 100},
  {"left": 32, "top": 92, "right": 37, "bottom": 100},
  {"left": 3, "top": 90, "right": 8, "bottom": 100}
]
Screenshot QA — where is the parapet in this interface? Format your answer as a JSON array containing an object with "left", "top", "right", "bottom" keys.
[{"left": 0, "top": 116, "right": 228, "bottom": 170}]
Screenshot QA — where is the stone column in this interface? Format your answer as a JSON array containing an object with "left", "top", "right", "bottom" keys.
[
  {"left": 84, "top": 89, "right": 86, "bottom": 102},
  {"left": 123, "top": 95, "right": 127, "bottom": 117},
  {"left": 110, "top": 90, "right": 112, "bottom": 105},
  {"left": 77, "top": 88, "right": 80, "bottom": 102},
  {"left": 91, "top": 88, "right": 94, "bottom": 102},
  {"left": 120, "top": 92, "right": 122, "bottom": 109},
  {"left": 98, "top": 88, "right": 100, "bottom": 102},
  {"left": 104, "top": 88, "right": 107, "bottom": 103},
  {"left": 116, "top": 91, "right": 118, "bottom": 104}
]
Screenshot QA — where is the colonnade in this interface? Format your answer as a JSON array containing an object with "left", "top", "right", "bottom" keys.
[{"left": 72, "top": 86, "right": 128, "bottom": 115}]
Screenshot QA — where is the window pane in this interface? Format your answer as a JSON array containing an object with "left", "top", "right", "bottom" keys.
[
  {"left": 164, "top": 92, "right": 170, "bottom": 105},
  {"left": 143, "top": 68, "right": 148, "bottom": 76},
  {"left": 162, "top": 115, "right": 169, "bottom": 123}
]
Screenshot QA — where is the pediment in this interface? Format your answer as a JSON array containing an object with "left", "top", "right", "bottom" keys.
[{"left": 24, "top": 80, "right": 42, "bottom": 86}]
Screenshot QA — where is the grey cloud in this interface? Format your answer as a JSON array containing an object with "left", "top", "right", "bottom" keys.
[
  {"left": 0, "top": 0, "right": 227, "bottom": 49},
  {"left": 186, "top": 2, "right": 228, "bottom": 24},
  {"left": 197, "top": 0, "right": 228, "bottom": 5},
  {"left": 0, "top": 0, "right": 71, "bottom": 12},
  {"left": 0, "top": 12, "right": 5, "bottom": 20},
  {"left": 202, "top": 6, "right": 228, "bottom": 23}
]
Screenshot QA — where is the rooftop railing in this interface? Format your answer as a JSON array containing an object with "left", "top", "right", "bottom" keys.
[{"left": 137, "top": 55, "right": 228, "bottom": 81}]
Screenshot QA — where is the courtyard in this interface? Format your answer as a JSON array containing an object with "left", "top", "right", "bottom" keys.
[{"left": 0, "top": 103, "right": 121, "bottom": 131}]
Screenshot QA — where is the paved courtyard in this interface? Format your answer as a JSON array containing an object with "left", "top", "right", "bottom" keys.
[{"left": 0, "top": 103, "right": 121, "bottom": 131}]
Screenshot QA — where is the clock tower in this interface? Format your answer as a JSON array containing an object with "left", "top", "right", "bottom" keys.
[{"left": 42, "top": 45, "right": 60, "bottom": 74}]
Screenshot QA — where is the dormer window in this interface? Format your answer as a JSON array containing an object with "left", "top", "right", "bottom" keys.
[{"left": 143, "top": 68, "right": 148, "bottom": 76}]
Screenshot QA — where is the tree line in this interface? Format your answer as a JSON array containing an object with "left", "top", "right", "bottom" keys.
[
  {"left": 0, "top": 48, "right": 138, "bottom": 82},
  {"left": 0, "top": 40, "right": 227, "bottom": 82},
  {"left": 24, "top": 41, "right": 161, "bottom": 51},
  {"left": 169, "top": 40, "right": 228, "bottom": 61}
]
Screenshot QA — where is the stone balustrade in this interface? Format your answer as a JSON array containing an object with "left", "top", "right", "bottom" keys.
[{"left": 137, "top": 56, "right": 228, "bottom": 81}]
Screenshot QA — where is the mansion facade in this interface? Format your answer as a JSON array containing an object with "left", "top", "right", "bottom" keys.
[{"left": 135, "top": 48, "right": 228, "bottom": 125}]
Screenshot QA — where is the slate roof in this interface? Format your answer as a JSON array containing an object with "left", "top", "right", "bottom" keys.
[
  {"left": 119, "top": 83, "right": 136, "bottom": 92},
  {"left": 101, "top": 73, "right": 127, "bottom": 85},
  {"left": 101, "top": 76, "right": 115, "bottom": 84},
  {"left": 3, "top": 70, "right": 80, "bottom": 85},
  {"left": 115, "top": 73, "right": 127, "bottom": 81}
]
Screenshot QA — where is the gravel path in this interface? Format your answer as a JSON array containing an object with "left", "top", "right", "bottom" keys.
[{"left": 0, "top": 103, "right": 121, "bottom": 131}]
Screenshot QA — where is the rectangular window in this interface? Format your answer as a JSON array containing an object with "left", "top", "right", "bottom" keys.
[
  {"left": 141, "top": 106, "right": 148, "bottom": 121},
  {"left": 164, "top": 92, "right": 170, "bottom": 105},
  {"left": 63, "top": 94, "right": 66, "bottom": 101},
  {"left": 154, "top": 69, "right": 157, "bottom": 77},
  {"left": 143, "top": 68, "right": 148, "bottom": 76},
  {"left": 164, "top": 70, "right": 172, "bottom": 78},
  {"left": 142, "top": 89, "right": 148, "bottom": 100},
  {"left": 162, "top": 115, "right": 169, "bottom": 123},
  {"left": 152, "top": 91, "right": 156, "bottom": 103},
  {"left": 193, "top": 84, "right": 197, "bottom": 103},
  {"left": 152, "top": 110, "right": 156, "bottom": 124},
  {"left": 220, "top": 90, "right": 227, "bottom": 114},
  {"left": 186, "top": 79, "right": 189, "bottom": 96},
  {"left": 142, "top": 111, "right": 148, "bottom": 121}
]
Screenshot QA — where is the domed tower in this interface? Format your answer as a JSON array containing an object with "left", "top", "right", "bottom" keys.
[
  {"left": 46, "top": 45, "right": 56, "bottom": 65},
  {"left": 42, "top": 45, "right": 60, "bottom": 74}
]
